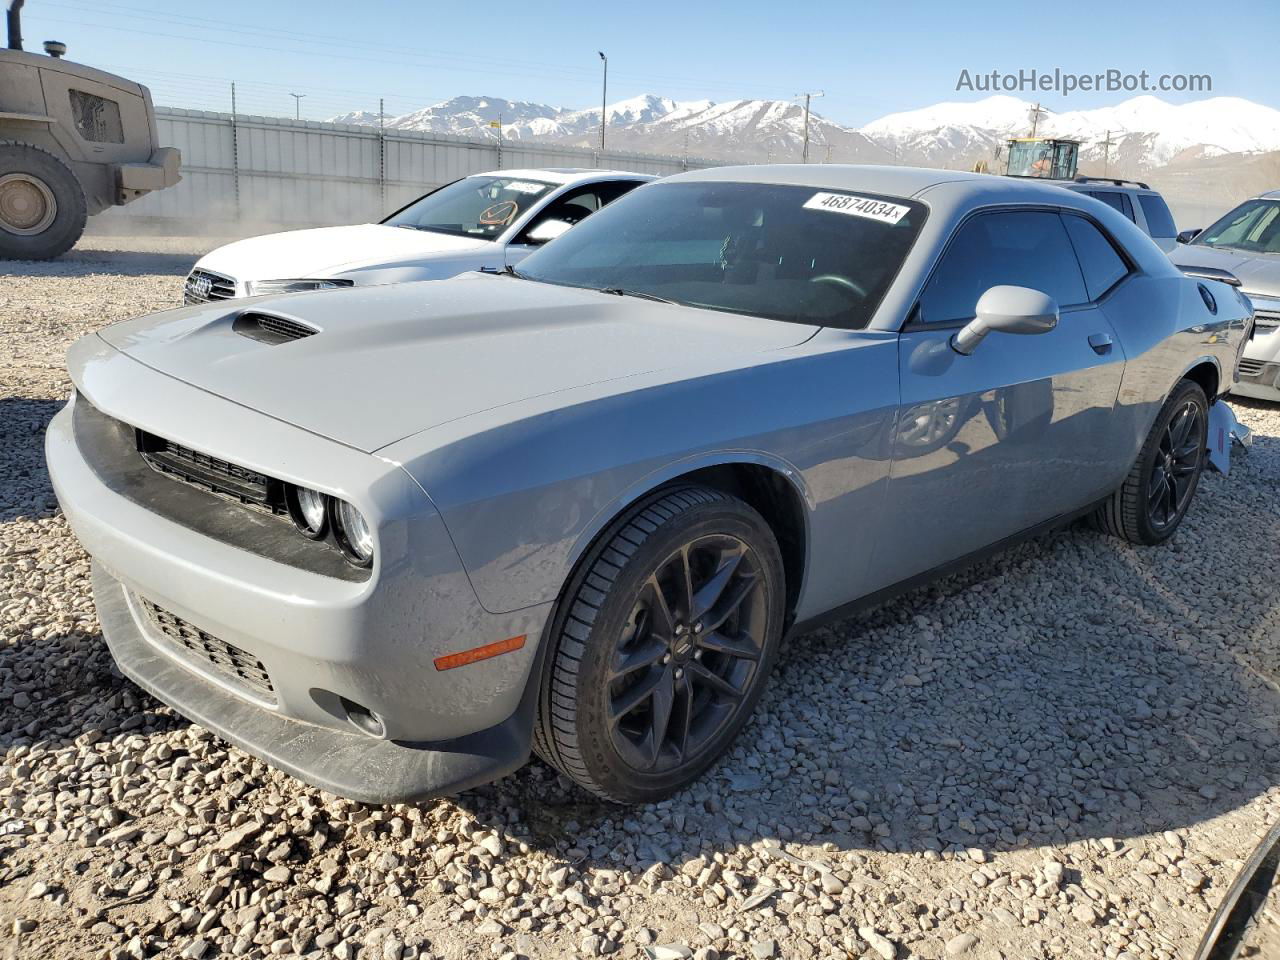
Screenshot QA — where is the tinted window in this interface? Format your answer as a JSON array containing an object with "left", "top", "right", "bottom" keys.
[
  {"left": 1063, "top": 215, "right": 1129, "bottom": 300},
  {"left": 1089, "top": 191, "right": 1136, "bottom": 222},
  {"left": 919, "top": 211, "right": 1087, "bottom": 323},
  {"left": 1138, "top": 194, "right": 1177, "bottom": 238},
  {"left": 517, "top": 181, "right": 928, "bottom": 329}
]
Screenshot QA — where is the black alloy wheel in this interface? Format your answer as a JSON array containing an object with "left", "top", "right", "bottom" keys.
[
  {"left": 1147, "top": 398, "right": 1204, "bottom": 531},
  {"left": 534, "top": 485, "right": 785, "bottom": 803},
  {"left": 1094, "top": 377, "right": 1209, "bottom": 545},
  {"left": 606, "top": 534, "right": 767, "bottom": 774}
]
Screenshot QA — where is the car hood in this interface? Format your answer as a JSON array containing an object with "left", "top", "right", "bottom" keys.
[
  {"left": 195, "top": 224, "right": 493, "bottom": 281},
  {"left": 1169, "top": 244, "right": 1280, "bottom": 300},
  {"left": 97, "top": 274, "right": 817, "bottom": 453}
]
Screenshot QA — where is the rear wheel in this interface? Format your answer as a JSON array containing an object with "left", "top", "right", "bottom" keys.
[
  {"left": 0, "top": 142, "right": 87, "bottom": 260},
  {"left": 534, "top": 486, "right": 785, "bottom": 803},
  {"left": 1095, "top": 378, "right": 1208, "bottom": 545}
]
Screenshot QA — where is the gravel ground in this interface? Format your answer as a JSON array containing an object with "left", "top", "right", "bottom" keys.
[{"left": 3, "top": 236, "right": 1280, "bottom": 960}]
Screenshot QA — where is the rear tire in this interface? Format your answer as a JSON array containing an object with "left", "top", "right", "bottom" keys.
[
  {"left": 533, "top": 485, "right": 785, "bottom": 803},
  {"left": 1094, "top": 379, "right": 1208, "bottom": 545},
  {"left": 0, "top": 141, "right": 88, "bottom": 260}
]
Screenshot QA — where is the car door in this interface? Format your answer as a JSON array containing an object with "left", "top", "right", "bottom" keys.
[
  {"left": 870, "top": 208, "right": 1129, "bottom": 589},
  {"left": 504, "top": 181, "right": 641, "bottom": 268}
]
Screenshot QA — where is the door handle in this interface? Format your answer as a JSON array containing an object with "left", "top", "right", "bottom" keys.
[{"left": 1088, "top": 332, "right": 1114, "bottom": 355}]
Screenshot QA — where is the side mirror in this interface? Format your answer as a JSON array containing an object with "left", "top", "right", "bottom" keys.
[
  {"left": 951, "top": 285, "right": 1059, "bottom": 356},
  {"left": 1177, "top": 228, "right": 1201, "bottom": 244},
  {"left": 524, "top": 218, "right": 573, "bottom": 244}
]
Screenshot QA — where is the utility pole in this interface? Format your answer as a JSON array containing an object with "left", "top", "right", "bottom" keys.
[
  {"left": 290, "top": 93, "right": 306, "bottom": 120},
  {"left": 793, "top": 91, "right": 823, "bottom": 163},
  {"left": 378, "top": 97, "right": 386, "bottom": 212},
  {"left": 1028, "top": 101, "right": 1047, "bottom": 137},
  {"left": 597, "top": 51, "right": 608, "bottom": 153},
  {"left": 230, "top": 82, "right": 241, "bottom": 222},
  {"left": 1098, "top": 129, "right": 1118, "bottom": 177}
]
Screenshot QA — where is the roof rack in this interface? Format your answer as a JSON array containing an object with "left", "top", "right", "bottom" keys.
[{"left": 1073, "top": 175, "right": 1151, "bottom": 190}]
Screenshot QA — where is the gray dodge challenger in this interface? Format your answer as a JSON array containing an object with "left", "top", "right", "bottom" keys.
[{"left": 47, "top": 165, "right": 1253, "bottom": 804}]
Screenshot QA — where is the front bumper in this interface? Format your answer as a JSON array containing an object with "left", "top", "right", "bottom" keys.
[
  {"left": 47, "top": 337, "right": 552, "bottom": 800},
  {"left": 1232, "top": 308, "right": 1280, "bottom": 402},
  {"left": 94, "top": 564, "right": 536, "bottom": 803}
]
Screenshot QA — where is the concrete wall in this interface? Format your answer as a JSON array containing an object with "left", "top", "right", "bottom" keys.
[{"left": 96, "top": 108, "right": 730, "bottom": 232}]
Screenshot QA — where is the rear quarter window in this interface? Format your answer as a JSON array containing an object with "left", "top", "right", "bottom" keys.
[
  {"left": 1087, "top": 191, "right": 1136, "bottom": 223},
  {"left": 1062, "top": 215, "right": 1130, "bottom": 301},
  {"left": 1138, "top": 194, "right": 1177, "bottom": 239}
]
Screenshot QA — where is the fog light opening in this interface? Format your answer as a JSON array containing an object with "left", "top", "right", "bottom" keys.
[{"left": 340, "top": 697, "right": 386, "bottom": 739}]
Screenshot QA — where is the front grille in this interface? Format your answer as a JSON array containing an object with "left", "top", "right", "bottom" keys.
[
  {"left": 1254, "top": 310, "right": 1280, "bottom": 329},
  {"left": 1239, "top": 357, "right": 1267, "bottom": 378},
  {"left": 184, "top": 269, "right": 237, "bottom": 305},
  {"left": 232, "top": 312, "right": 318, "bottom": 345},
  {"left": 136, "top": 430, "right": 288, "bottom": 518},
  {"left": 140, "top": 598, "right": 275, "bottom": 702}
]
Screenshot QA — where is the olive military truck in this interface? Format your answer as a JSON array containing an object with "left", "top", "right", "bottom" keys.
[{"left": 2, "top": 1, "right": 180, "bottom": 259}]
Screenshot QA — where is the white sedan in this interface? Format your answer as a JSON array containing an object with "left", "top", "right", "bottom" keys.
[{"left": 182, "top": 168, "right": 653, "bottom": 303}]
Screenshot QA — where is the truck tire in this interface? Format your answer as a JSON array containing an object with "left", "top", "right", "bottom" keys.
[{"left": 0, "top": 141, "right": 88, "bottom": 260}]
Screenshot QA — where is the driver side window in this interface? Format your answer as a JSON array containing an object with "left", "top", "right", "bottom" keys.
[{"left": 919, "top": 210, "right": 1087, "bottom": 324}]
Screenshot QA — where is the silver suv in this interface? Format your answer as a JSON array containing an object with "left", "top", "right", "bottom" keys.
[
  {"left": 1057, "top": 177, "right": 1180, "bottom": 252},
  {"left": 1170, "top": 190, "right": 1280, "bottom": 402}
]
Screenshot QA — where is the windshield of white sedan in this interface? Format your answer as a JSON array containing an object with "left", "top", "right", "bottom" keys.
[
  {"left": 383, "top": 176, "right": 557, "bottom": 239},
  {"left": 514, "top": 181, "right": 927, "bottom": 328},
  {"left": 1194, "top": 198, "right": 1280, "bottom": 254}
]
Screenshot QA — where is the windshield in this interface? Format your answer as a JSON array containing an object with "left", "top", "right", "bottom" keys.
[
  {"left": 383, "top": 176, "right": 557, "bottom": 240},
  {"left": 515, "top": 181, "right": 927, "bottom": 328},
  {"left": 1193, "top": 198, "right": 1280, "bottom": 254}
]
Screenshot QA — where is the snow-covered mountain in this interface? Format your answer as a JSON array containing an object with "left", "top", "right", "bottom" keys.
[
  {"left": 328, "top": 92, "right": 1280, "bottom": 171},
  {"left": 860, "top": 94, "right": 1280, "bottom": 172},
  {"left": 328, "top": 93, "right": 889, "bottom": 162}
]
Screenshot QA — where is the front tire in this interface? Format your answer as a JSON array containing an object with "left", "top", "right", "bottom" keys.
[
  {"left": 534, "top": 486, "right": 785, "bottom": 803},
  {"left": 0, "top": 142, "right": 88, "bottom": 260},
  {"left": 1095, "top": 379, "right": 1208, "bottom": 545}
]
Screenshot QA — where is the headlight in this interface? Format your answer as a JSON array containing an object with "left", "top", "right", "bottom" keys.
[
  {"left": 246, "top": 278, "right": 354, "bottom": 296},
  {"left": 331, "top": 499, "right": 374, "bottom": 567},
  {"left": 286, "top": 485, "right": 328, "bottom": 539}
]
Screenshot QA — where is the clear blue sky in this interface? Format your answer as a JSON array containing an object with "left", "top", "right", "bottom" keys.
[{"left": 17, "top": 0, "right": 1280, "bottom": 124}]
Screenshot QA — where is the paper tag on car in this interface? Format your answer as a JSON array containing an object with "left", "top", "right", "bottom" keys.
[
  {"left": 803, "top": 192, "right": 911, "bottom": 224},
  {"left": 503, "top": 181, "right": 547, "bottom": 195}
]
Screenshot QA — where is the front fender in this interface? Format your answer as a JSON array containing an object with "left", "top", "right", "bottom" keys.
[{"left": 563, "top": 447, "right": 813, "bottom": 586}]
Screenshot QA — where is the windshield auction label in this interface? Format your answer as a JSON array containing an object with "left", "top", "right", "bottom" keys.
[
  {"left": 803, "top": 192, "right": 911, "bottom": 224},
  {"left": 503, "top": 181, "right": 549, "bottom": 194}
]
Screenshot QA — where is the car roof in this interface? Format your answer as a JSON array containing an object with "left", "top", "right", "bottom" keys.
[
  {"left": 666, "top": 164, "right": 986, "bottom": 198},
  {"left": 1258, "top": 189, "right": 1280, "bottom": 200},
  {"left": 465, "top": 168, "right": 655, "bottom": 186}
]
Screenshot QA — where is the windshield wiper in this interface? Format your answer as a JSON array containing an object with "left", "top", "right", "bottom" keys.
[{"left": 598, "top": 287, "right": 677, "bottom": 305}]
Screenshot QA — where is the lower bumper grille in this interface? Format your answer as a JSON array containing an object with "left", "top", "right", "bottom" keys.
[{"left": 140, "top": 598, "right": 275, "bottom": 703}]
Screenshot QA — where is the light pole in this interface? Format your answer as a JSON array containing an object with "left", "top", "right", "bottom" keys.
[
  {"left": 290, "top": 93, "right": 306, "bottom": 120},
  {"left": 598, "top": 51, "right": 608, "bottom": 153},
  {"left": 793, "top": 91, "right": 823, "bottom": 163}
]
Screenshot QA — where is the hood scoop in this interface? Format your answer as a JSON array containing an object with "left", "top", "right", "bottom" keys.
[{"left": 232, "top": 312, "right": 319, "bottom": 345}]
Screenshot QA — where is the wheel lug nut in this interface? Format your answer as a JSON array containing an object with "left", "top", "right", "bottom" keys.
[
  {"left": 674, "top": 668, "right": 684, "bottom": 679},
  {"left": 662, "top": 653, "right": 671, "bottom": 664},
  {"left": 694, "top": 650, "right": 702, "bottom": 660},
  {"left": 693, "top": 622, "right": 703, "bottom": 634}
]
